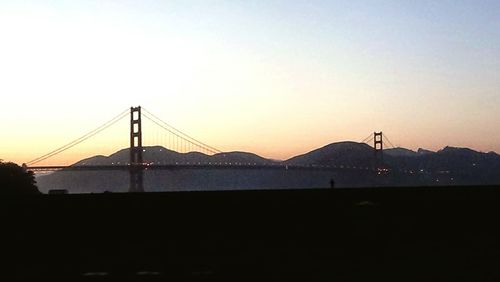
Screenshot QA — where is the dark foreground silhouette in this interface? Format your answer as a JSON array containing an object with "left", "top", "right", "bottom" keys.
[
  {"left": 2, "top": 186, "right": 500, "bottom": 281},
  {"left": 0, "top": 161, "right": 40, "bottom": 195}
]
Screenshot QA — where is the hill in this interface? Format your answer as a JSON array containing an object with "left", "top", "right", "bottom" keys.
[
  {"left": 35, "top": 143, "right": 500, "bottom": 193},
  {"left": 73, "top": 146, "right": 276, "bottom": 166},
  {"left": 384, "top": 147, "right": 418, "bottom": 157},
  {"left": 285, "top": 142, "right": 374, "bottom": 167}
]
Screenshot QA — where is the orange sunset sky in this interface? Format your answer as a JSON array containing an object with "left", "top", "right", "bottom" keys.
[{"left": 1, "top": 1, "right": 499, "bottom": 166}]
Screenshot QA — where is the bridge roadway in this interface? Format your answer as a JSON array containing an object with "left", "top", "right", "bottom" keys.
[{"left": 27, "top": 163, "right": 374, "bottom": 172}]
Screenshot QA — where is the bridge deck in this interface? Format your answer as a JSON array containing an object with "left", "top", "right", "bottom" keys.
[{"left": 27, "top": 164, "right": 374, "bottom": 172}]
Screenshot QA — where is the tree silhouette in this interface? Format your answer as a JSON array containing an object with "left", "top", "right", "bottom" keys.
[{"left": 0, "top": 161, "right": 40, "bottom": 195}]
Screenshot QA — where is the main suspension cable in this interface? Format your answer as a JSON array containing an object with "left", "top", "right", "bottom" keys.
[
  {"left": 142, "top": 108, "right": 221, "bottom": 154},
  {"left": 142, "top": 112, "right": 220, "bottom": 154},
  {"left": 27, "top": 109, "right": 129, "bottom": 166}
]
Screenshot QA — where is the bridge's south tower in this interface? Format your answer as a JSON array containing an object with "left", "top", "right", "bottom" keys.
[
  {"left": 129, "top": 106, "right": 144, "bottom": 192},
  {"left": 374, "top": 131, "right": 383, "bottom": 168}
]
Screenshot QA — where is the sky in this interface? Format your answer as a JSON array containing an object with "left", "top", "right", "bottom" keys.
[{"left": 0, "top": 0, "right": 499, "bottom": 165}]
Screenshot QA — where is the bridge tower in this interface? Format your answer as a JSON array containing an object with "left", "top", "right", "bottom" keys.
[
  {"left": 129, "top": 106, "right": 144, "bottom": 192},
  {"left": 374, "top": 132, "right": 383, "bottom": 167}
]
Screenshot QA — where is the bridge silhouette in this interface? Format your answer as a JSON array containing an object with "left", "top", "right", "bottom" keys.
[{"left": 25, "top": 106, "right": 391, "bottom": 192}]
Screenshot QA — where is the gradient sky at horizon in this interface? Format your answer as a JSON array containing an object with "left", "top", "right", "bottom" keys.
[{"left": 1, "top": 0, "right": 499, "bottom": 165}]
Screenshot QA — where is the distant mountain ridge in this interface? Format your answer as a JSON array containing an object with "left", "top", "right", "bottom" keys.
[
  {"left": 72, "top": 143, "right": 499, "bottom": 168},
  {"left": 73, "top": 146, "right": 277, "bottom": 166},
  {"left": 36, "top": 142, "right": 500, "bottom": 193},
  {"left": 285, "top": 142, "right": 374, "bottom": 167},
  {"left": 384, "top": 147, "right": 419, "bottom": 157}
]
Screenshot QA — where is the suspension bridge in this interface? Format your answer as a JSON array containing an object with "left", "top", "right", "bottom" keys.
[{"left": 25, "top": 106, "right": 394, "bottom": 192}]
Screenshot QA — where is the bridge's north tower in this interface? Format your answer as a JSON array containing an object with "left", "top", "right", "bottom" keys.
[{"left": 129, "top": 106, "right": 144, "bottom": 192}]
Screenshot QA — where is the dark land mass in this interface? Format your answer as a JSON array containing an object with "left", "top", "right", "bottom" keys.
[
  {"left": 3, "top": 186, "right": 500, "bottom": 281},
  {"left": 35, "top": 142, "right": 500, "bottom": 193},
  {"left": 0, "top": 161, "right": 40, "bottom": 195}
]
